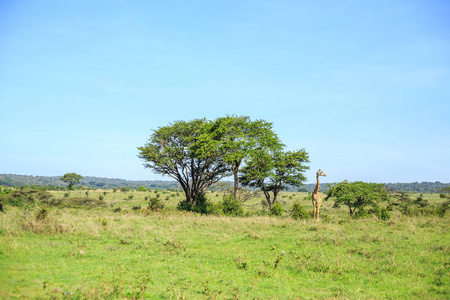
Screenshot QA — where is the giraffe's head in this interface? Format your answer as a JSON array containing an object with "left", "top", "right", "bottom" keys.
[{"left": 317, "top": 169, "right": 326, "bottom": 177}]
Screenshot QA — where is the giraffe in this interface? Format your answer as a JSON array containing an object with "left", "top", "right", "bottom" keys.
[{"left": 312, "top": 169, "right": 326, "bottom": 220}]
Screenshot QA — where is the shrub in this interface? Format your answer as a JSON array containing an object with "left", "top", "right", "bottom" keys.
[
  {"left": 99, "top": 195, "right": 104, "bottom": 201},
  {"left": 148, "top": 197, "right": 164, "bottom": 211},
  {"left": 291, "top": 201, "right": 309, "bottom": 220},
  {"left": 64, "top": 192, "right": 70, "bottom": 198},
  {"left": 369, "top": 206, "right": 391, "bottom": 220},
  {"left": 128, "top": 195, "right": 134, "bottom": 200},
  {"left": 137, "top": 186, "right": 148, "bottom": 192},
  {"left": 177, "top": 193, "right": 211, "bottom": 214},
  {"left": 207, "top": 202, "right": 224, "bottom": 215},
  {"left": 221, "top": 194, "right": 243, "bottom": 217},
  {"left": 439, "top": 193, "right": 446, "bottom": 199},
  {"left": 120, "top": 187, "right": 131, "bottom": 192},
  {"left": 270, "top": 202, "right": 284, "bottom": 216}
]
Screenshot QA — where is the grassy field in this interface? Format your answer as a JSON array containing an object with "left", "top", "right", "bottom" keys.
[{"left": 0, "top": 189, "right": 449, "bottom": 299}]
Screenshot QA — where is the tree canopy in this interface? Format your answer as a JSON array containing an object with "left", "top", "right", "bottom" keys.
[
  {"left": 138, "top": 119, "right": 228, "bottom": 207},
  {"left": 239, "top": 149, "right": 309, "bottom": 208},
  {"left": 60, "top": 173, "right": 83, "bottom": 190},
  {"left": 197, "top": 115, "right": 282, "bottom": 200}
]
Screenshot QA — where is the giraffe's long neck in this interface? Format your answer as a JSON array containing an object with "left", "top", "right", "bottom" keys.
[{"left": 314, "top": 174, "right": 320, "bottom": 193}]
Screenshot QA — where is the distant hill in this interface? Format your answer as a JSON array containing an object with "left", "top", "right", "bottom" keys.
[{"left": 0, "top": 174, "right": 448, "bottom": 193}]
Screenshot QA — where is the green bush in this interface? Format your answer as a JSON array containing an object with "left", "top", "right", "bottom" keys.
[
  {"left": 137, "top": 186, "right": 148, "bottom": 192},
  {"left": 270, "top": 202, "right": 284, "bottom": 216},
  {"left": 369, "top": 206, "right": 391, "bottom": 220},
  {"left": 148, "top": 197, "right": 164, "bottom": 211},
  {"left": 291, "top": 201, "right": 309, "bottom": 220},
  {"left": 439, "top": 193, "right": 446, "bottom": 199},
  {"left": 99, "top": 195, "right": 104, "bottom": 201},
  {"left": 177, "top": 193, "right": 212, "bottom": 214},
  {"left": 221, "top": 194, "right": 243, "bottom": 217}
]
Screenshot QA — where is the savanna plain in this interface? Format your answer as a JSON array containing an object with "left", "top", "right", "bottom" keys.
[{"left": 0, "top": 189, "right": 448, "bottom": 299}]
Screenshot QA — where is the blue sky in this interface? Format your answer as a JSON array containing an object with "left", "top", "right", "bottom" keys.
[{"left": 0, "top": 0, "right": 449, "bottom": 184}]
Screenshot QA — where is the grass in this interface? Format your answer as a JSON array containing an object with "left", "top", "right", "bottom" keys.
[{"left": 0, "top": 190, "right": 449, "bottom": 299}]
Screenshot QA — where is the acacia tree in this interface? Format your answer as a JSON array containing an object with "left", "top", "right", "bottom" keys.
[
  {"left": 325, "top": 181, "right": 389, "bottom": 215},
  {"left": 198, "top": 115, "right": 282, "bottom": 200},
  {"left": 239, "top": 149, "right": 309, "bottom": 208},
  {"left": 138, "top": 119, "right": 228, "bottom": 208},
  {"left": 60, "top": 173, "right": 83, "bottom": 190}
]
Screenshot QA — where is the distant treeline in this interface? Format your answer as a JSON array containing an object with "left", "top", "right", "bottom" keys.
[
  {"left": 0, "top": 174, "right": 180, "bottom": 190},
  {"left": 0, "top": 174, "right": 448, "bottom": 193}
]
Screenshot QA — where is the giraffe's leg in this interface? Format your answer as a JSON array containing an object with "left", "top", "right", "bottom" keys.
[
  {"left": 317, "top": 201, "right": 322, "bottom": 221},
  {"left": 312, "top": 201, "right": 316, "bottom": 219}
]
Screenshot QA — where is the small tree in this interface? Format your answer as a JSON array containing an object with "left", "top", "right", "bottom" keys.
[
  {"left": 239, "top": 149, "right": 309, "bottom": 208},
  {"left": 325, "top": 181, "right": 389, "bottom": 216},
  {"left": 60, "top": 173, "right": 83, "bottom": 190}
]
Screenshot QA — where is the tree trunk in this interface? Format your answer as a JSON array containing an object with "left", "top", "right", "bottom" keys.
[
  {"left": 232, "top": 161, "right": 241, "bottom": 200},
  {"left": 233, "top": 169, "right": 239, "bottom": 200}
]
